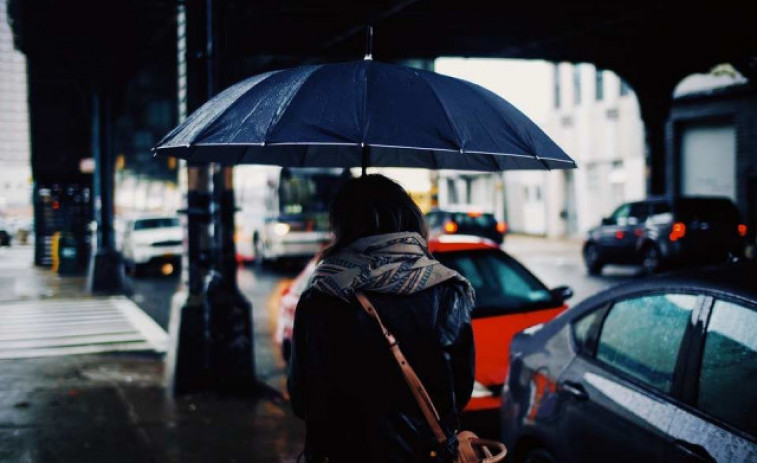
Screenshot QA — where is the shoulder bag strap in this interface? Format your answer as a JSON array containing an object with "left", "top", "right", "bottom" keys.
[{"left": 355, "top": 291, "right": 448, "bottom": 445}]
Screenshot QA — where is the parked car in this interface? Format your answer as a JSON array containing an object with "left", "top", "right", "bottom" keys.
[
  {"left": 583, "top": 196, "right": 747, "bottom": 275},
  {"left": 426, "top": 209, "right": 508, "bottom": 245},
  {"left": 0, "top": 223, "right": 11, "bottom": 247},
  {"left": 276, "top": 235, "right": 572, "bottom": 414},
  {"left": 501, "top": 262, "right": 757, "bottom": 463},
  {"left": 121, "top": 216, "right": 183, "bottom": 277}
]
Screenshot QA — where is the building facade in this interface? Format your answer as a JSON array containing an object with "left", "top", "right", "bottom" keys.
[
  {"left": 435, "top": 59, "right": 646, "bottom": 237},
  {"left": 668, "top": 68, "right": 756, "bottom": 245},
  {"left": 0, "top": 0, "right": 32, "bottom": 219}
]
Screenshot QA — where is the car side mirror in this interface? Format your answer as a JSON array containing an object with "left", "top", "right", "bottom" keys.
[
  {"left": 550, "top": 286, "right": 574, "bottom": 304},
  {"left": 601, "top": 217, "right": 614, "bottom": 226}
]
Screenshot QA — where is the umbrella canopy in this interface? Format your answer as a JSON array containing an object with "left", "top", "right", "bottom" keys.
[{"left": 154, "top": 60, "right": 575, "bottom": 172}]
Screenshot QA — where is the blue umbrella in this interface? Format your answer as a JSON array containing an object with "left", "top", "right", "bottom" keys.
[{"left": 154, "top": 60, "right": 575, "bottom": 173}]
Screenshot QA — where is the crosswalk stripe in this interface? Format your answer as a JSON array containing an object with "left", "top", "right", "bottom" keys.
[{"left": 0, "top": 296, "right": 168, "bottom": 359}]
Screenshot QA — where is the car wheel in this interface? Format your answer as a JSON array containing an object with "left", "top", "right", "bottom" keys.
[
  {"left": 642, "top": 245, "right": 662, "bottom": 275},
  {"left": 520, "top": 448, "right": 556, "bottom": 463},
  {"left": 583, "top": 243, "right": 603, "bottom": 276}
]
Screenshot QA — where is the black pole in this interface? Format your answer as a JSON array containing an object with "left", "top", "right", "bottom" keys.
[
  {"left": 361, "top": 144, "right": 370, "bottom": 177},
  {"left": 202, "top": 0, "right": 256, "bottom": 394},
  {"left": 87, "top": 88, "right": 124, "bottom": 293},
  {"left": 165, "top": 0, "right": 214, "bottom": 395}
]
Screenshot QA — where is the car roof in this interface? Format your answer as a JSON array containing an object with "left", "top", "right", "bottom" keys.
[
  {"left": 428, "top": 235, "right": 500, "bottom": 252},
  {"left": 427, "top": 207, "right": 495, "bottom": 215},
  {"left": 574, "top": 261, "right": 757, "bottom": 315}
]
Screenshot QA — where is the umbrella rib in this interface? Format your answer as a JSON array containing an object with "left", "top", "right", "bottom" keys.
[
  {"left": 186, "top": 71, "right": 278, "bottom": 146},
  {"left": 261, "top": 65, "right": 323, "bottom": 146}
]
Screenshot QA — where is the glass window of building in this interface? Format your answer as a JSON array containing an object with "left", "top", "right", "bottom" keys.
[
  {"left": 573, "top": 66, "right": 581, "bottom": 105},
  {"left": 554, "top": 64, "right": 561, "bottom": 109},
  {"left": 595, "top": 69, "right": 604, "bottom": 101},
  {"left": 620, "top": 79, "right": 632, "bottom": 96}
]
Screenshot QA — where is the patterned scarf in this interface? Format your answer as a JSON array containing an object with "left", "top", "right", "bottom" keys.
[{"left": 311, "top": 232, "right": 473, "bottom": 302}]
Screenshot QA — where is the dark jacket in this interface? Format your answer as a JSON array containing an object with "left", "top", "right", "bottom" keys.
[{"left": 287, "top": 281, "right": 475, "bottom": 463}]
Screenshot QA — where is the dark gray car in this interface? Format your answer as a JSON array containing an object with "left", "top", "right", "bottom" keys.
[
  {"left": 501, "top": 262, "right": 757, "bottom": 463},
  {"left": 583, "top": 196, "right": 747, "bottom": 275}
]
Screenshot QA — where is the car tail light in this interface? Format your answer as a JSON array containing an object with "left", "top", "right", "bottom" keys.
[
  {"left": 669, "top": 222, "right": 686, "bottom": 242},
  {"left": 443, "top": 220, "right": 458, "bottom": 234},
  {"left": 467, "top": 211, "right": 483, "bottom": 218},
  {"left": 615, "top": 230, "right": 625, "bottom": 239},
  {"left": 738, "top": 224, "right": 747, "bottom": 237},
  {"left": 634, "top": 228, "right": 644, "bottom": 237},
  {"left": 496, "top": 221, "right": 508, "bottom": 234},
  {"left": 281, "top": 285, "right": 291, "bottom": 297}
]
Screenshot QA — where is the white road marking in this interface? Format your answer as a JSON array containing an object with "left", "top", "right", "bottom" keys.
[{"left": 0, "top": 296, "right": 168, "bottom": 359}]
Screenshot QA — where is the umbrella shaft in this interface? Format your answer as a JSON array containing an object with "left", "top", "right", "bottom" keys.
[{"left": 361, "top": 145, "right": 370, "bottom": 177}]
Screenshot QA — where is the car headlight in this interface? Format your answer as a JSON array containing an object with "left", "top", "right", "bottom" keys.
[
  {"left": 273, "top": 222, "right": 290, "bottom": 237},
  {"left": 471, "top": 380, "right": 494, "bottom": 398}
]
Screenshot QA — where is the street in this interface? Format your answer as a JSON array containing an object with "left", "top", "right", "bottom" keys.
[
  {"left": 122, "top": 234, "right": 640, "bottom": 404},
  {"left": 126, "top": 235, "right": 637, "bottom": 333}
]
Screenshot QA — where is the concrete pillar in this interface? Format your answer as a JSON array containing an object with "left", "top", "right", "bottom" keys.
[
  {"left": 87, "top": 89, "right": 124, "bottom": 293},
  {"left": 637, "top": 84, "right": 675, "bottom": 197},
  {"left": 166, "top": 0, "right": 256, "bottom": 396}
]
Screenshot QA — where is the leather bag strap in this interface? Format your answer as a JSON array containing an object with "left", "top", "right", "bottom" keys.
[{"left": 355, "top": 291, "right": 448, "bottom": 445}]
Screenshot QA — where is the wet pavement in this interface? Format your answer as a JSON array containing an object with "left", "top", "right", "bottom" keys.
[
  {"left": 0, "top": 236, "right": 637, "bottom": 462},
  {"left": 0, "top": 245, "right": 305, "bottom": 463}
]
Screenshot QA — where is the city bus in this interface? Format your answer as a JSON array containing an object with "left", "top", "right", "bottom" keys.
[{"left": 234, "top": 166, "right": 349, "bottom": 264}]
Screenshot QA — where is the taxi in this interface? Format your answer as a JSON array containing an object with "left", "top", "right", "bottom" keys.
[{"left": 276, "top": 235, "right": 572, "bottom": 413}]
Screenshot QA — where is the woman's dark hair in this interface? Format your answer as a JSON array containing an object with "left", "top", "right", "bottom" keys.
[{"left": 321, "top": 174, "right": 428, "bottom": 259}]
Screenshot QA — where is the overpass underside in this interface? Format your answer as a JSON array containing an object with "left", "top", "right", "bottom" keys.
[{"left": 7, "top": 0, "right": 756, "bottom": 393}]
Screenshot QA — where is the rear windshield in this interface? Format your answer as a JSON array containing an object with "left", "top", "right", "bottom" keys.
[
  {"left": 134, "top": 218, "right": 180, "bottom": 230},
  {"left": 674, "top": 199, "right": 741, "bottom": 223},
  {"left": 450, "top": 212, "right": 497, "bottom": 228},
  {"left": 434, "top": 249, "right": 553, "bottom": 315}
]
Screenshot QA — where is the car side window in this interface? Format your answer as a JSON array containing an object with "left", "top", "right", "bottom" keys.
[
  {"left": 572, "top": 309, "right": 603, "bottom": 355},
  {"left": 610, "top": 204, "right": 630, "bottom": 225},
  {"left": 698, "top": 299, "right": 757, "bottom": 437},
  {"left": 596, "top": 294, "right": 698, "bottom": 393},
  {"left": 628, "top": 202, "right": 649, "bottom": 224}
]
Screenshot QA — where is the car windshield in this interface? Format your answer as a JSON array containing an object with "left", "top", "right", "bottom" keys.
[
  {"left": 434, "top": 249, "right": 553, "bottom": 314},
  {"left": 134, "top": 218, "right": 180, "bottom": 230},
  {"left": 674, "top": 198, "right": 741, "bottom": 223}
]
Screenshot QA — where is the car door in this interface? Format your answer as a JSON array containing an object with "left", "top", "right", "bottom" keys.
[
  {"left": 556, "top": 292, "right": 701, "bottom": 463},
  {"left": 665, "top": 296, "right": 757, "bottom": 462}
]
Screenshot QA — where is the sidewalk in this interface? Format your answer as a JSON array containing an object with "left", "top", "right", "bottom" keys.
[{"left": 0, "top": 247, "right": 305, "bottom": 463}]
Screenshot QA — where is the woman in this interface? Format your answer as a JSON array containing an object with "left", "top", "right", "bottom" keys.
[{"left": 288, "top": 174, "right": 476, "bottom": 463}]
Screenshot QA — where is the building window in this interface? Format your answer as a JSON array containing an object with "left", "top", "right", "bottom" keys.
[
  {"left": 595, "top": 69, "right": 604, "bottom": 101},
  {"left": 447, "top": 178, "right": 458, "bottom": 204},
  {"left": 620, "top": 79, "right": 632, "bottom": 96},
  {"left": 554, "top": 65, "right": 561, "bottom": 109},
  {"left": 573, "top": 66, "right": 581, "bottom": 106}
]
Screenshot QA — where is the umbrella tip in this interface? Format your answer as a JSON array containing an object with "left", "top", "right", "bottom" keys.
[{"left": 364, "top": 25, "right": 373, "bottom": 61}]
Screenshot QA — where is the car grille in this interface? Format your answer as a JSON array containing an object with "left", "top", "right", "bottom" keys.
[{"left": 151, "top": 240, "right": 182, "bottom": 247}]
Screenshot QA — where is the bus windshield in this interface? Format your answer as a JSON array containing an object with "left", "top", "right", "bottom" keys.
[{"left": 278, "top": 170, "right": 346, "bottom": 216}]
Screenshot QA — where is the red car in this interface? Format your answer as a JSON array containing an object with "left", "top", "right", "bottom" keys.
[{"left": 276, "top": 235, "right": 572, "bottom": 413}]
